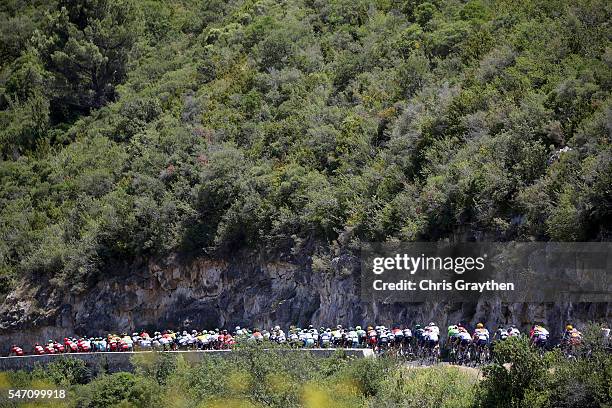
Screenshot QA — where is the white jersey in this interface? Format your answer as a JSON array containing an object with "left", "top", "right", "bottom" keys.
[
  {"left": 474, "top": 328, "right": 489, "bottom": 340},
  {"left": 425, "top": 325, "right": 440, "bottom": 336},
  {"left": 424, "top": 330, "right": 439, "bottom": 341},
  {"left": 534, "top": 327, "right": 549, "bottom": 338},
  {"left": 458, "top": 331, "right": 471, "bottom": 341}
]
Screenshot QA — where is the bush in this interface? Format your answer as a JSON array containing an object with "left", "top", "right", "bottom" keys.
[
  {"left": 476, "top": 336, "right": 547, "bottom": 407},
  {"left": 476, "top": 327, "right": 612, "bottom": 408},
  {"left": 376, "top": 365, "right": 477, "bottom": 408},
  {"left": 74, "top": 372, "right": 161, "bottom": 408},
  {"left": 33, "top": 357, "right": 91, "bottom": 386}
]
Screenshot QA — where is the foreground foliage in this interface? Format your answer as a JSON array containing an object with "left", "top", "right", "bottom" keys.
[
  {"left": 0, "top": 336, "right": 610, "bottom": 407},
  {"left": 476, "top": 326, "right": 612, "bottom": 408}
]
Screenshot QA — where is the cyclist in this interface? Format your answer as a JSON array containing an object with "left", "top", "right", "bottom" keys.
[
  {"left": 331, "top": 326, "right": 343, "bottom": 347},
  {"left": 9, "top": 345, "right": 24, "bottom": 356},
  {"left": 402, "top": 326, "right": 413, "bottom": 350},
  {"left": 319, "top": 328, "right": 332, "bottom": 348},
  {"left": 65, "top": 337, "right": 78, "bottom": 353},
  {"left": 367, "top": 326, "right": 378, "bottom": 350},
  {"left": 423, "top": 322, "right": 440, "bottom": 349},
  {"left": 53, "top": 340, "right": 65, "bottom": 353},
  {"left": 303, "top": 329, "right": 315, "bottom": 347},
  {"left": 561, "top": 324, "right": 582, "bottom": 349},
  {"left": 473, "top": 323, "right": 489, "bottom": 345},
  {"left": 602, "top": 324, "right": 610, "bottom": 345},
  {"left": 44, "top": 341, "right": 56, "bottom": 354},
  {"left": 448, "top": 324, "right": 460, "bottom": 346},
  {"left": 378, "top": 330, "right": 390, "bottom": 352},
  {"left": 414, "top": 324, "right": 425, "bottom": 350},
  {"left": 530, "top": 324, "right": 549, "bottom": 350},
  {"left": 451, "top": 326, "right": 470, "bottom": 361},
  {"left": 347, "top": 327, "right": 359, "bottom": 348},
  {"left": 507, "top": 325, "right": 520, "bottom": 337},
  {"left": 472, "top": 323, "right": 490, "bottom": 360},
  {"left": 33, "top": 343, "right": 45, "bottom": 355},
  {"left": 356, "top": 326, "right": 366, "bottom": 347},
  {"left": 389, "top": 326, "right": 400, "bottom": 348}
]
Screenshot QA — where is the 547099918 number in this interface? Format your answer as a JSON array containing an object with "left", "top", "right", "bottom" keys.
[{"left": 8, "top": 389, "right": 66, "bottom": 399}]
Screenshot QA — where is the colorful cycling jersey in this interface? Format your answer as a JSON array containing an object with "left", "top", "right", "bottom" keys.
[
  {"left": 423, "top": 329, "right": 439, "bottom": 342},
  {"left": 531, "top": 326, "right": 549, "bottom": 339},
  {"left": 474, "top": 328, "right": 489, "bottom": 341},
  {"left": 495, "top": 328, "right": 507, "bottom": 340},
  {"left": 425, "top": 325, "right": 440, "bottom": 336},
  {"left": 458, "top": 331, "right": 471, "bottom": 341},
  {"left": 563, "top": 328, "right": 582, "bottom": 342},
  {"left": 508, "top": 327, "right": 520, "bottom": 337}
]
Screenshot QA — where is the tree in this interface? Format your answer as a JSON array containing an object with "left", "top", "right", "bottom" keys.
[{"left": 38, "top": 0, "right": 141, "bottom": 121}]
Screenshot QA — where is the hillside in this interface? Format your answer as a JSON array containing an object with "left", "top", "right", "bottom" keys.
[{"left": 0, "top": 0, "right": 610, "bottom": 337}]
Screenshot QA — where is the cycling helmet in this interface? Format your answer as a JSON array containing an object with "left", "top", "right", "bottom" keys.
[
  {"left": 428, "top": 322, "right": 435, "bottom": 326},
  {"left": 476, "top": 323, "right": 484, "bottom": 329},
  {"left": 566, "top": 324, "right": 573, "bottom": 330},
  {"left": 414, "top": 324, "right": 421, "bottom": 329},
  {"left": 356, "top": 326, "right": 362, "bottom": 330}
]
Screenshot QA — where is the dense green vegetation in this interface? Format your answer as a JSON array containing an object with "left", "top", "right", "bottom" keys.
[
  {"left": 1, "top": 332, "right": 610, "bottom": 407},
  {"left": 0, "top": 0, "right": 610, "bottom": 293}
]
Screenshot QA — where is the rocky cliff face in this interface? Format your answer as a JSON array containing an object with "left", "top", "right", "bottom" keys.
[{"left": 0, "top": 253, "right": 609, "bottom": 353}]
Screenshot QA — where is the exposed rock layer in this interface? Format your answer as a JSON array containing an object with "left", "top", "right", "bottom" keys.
[{"left": 0, "top": 254, "right": 609, "bottom": 353}]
